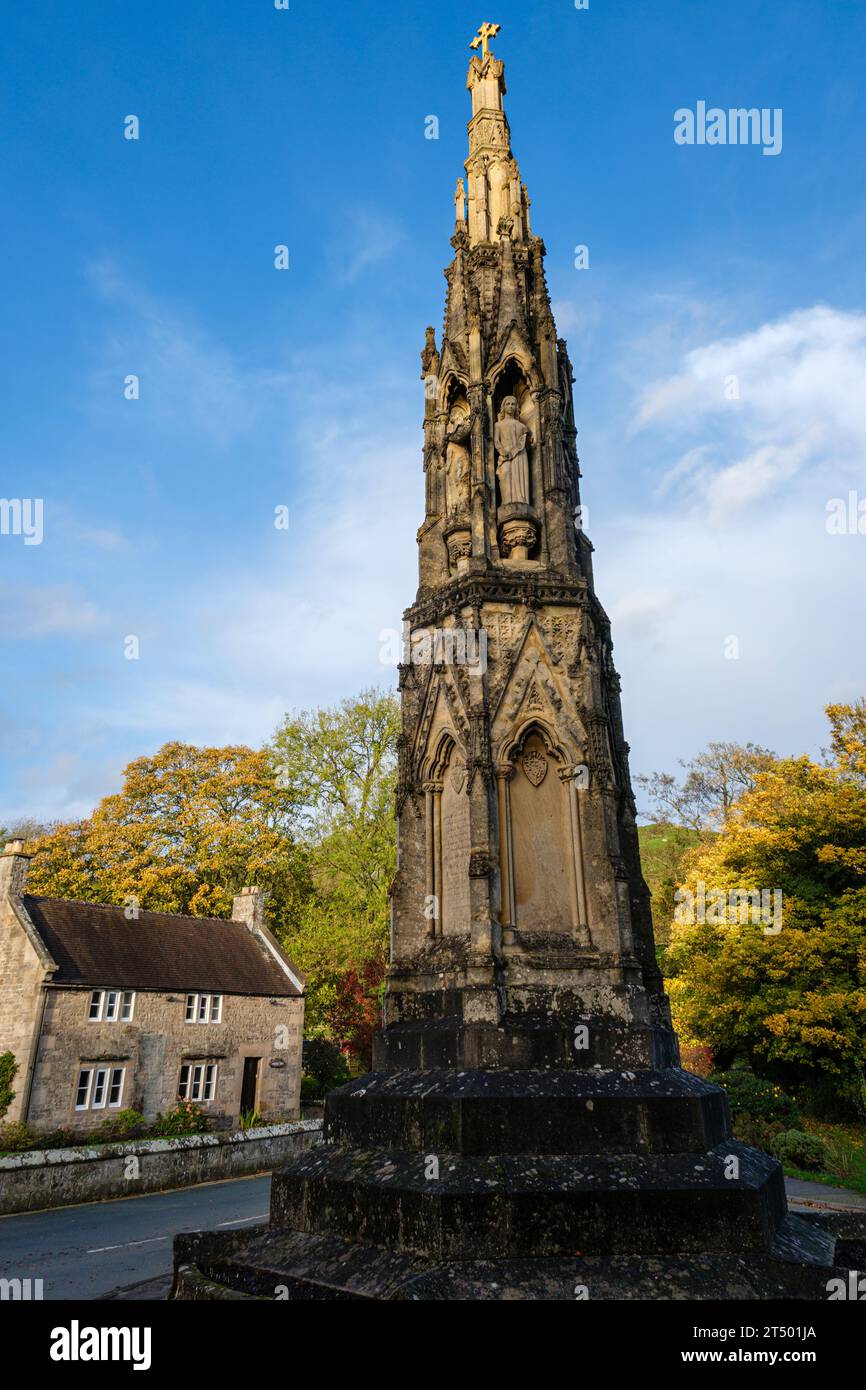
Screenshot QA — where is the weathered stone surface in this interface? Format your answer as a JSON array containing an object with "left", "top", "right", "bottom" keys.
[
  {"left": 373, "top": 1016, "right": 679, "bottom": 1072},
  {"left": 0, "top": 1119, "right": 322, "bottom": 1215},
  {"left": 269, "top": 1142, "right": 785, "bottom": 1259},
  {"left": 173, "top": 1211, "right": 865, "bottom": 1302},
  {"left": 325, "top": 1068, "right": 729, "bottom": 1155}
]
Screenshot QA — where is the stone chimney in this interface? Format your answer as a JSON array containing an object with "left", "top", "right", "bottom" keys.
[
  {"left": 0, "top": 840, "right": 30, "bottom": 901},
  {"left": 231, "top": 885, "right": 265, "bottom": 931}
]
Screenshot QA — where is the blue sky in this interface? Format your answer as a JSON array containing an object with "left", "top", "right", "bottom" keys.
[{"left": 2, "top": 0, "right": 865, "bottom": 825}]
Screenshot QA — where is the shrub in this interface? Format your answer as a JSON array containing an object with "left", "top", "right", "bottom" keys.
[
  {"left": 40, "top": 1127, "right": 77, "bottom": 1150},
  {"left": 710, "top": 1065, "right": 801, "bottom": 1129},
  {"left": 733, "top": 1115, "right": 787, "bottom": 1156},
  {"left": 0, "top": 1122, "right": 81, "bottom": 1153},
  {"left": 0, "top": 1120, "right": 38, "bottom": 1152},
  {"left": 300, "top": 1074, "right": 324, "bottom": 1104},
  {"left": 97, "top": 1108, "right": 146, "bottom": 1142},
  {"left": 150, "top": 1101, "right": 208, "bottom": 1137},
  {"left": 239, "top": 1109, "right": 261, "bottom": 1131},
  {"left": 771, "top": 1129, "right": 829, "bottom": 1170},
  {"left": 0, "top": 1051, "right": 17, "bottom": 1120}
]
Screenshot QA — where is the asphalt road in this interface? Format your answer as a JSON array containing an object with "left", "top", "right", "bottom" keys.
[{"left": 0, "top": 1174, "right": 271, "bottom": 1300}]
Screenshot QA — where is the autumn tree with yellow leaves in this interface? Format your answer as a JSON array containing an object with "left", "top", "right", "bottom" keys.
[
  {"left": 19, "top": 689, "right": 399, "bottom": 1053},
  {"left": 665, "top": 701, "right": 866, "bottom": 1119}
]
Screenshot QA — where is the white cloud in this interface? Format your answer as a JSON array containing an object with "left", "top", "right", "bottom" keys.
[
  {"left": 633, "top": 305, "right": 866, "bottom": 522},
  {"left": 609, "top": 586, "right": 680, "bottom": 637}
]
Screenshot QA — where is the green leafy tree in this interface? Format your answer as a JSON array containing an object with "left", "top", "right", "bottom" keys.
[
  {"left": 301, "top": 1037, "right": 351, "bottom": 1100},
  {"left": 270, "top": 688, "right": 398, "bottom": 1032}
]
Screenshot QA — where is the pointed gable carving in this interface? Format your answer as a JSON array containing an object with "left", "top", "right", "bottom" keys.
[{"left": 490, "top": 614, "right": 587, "bottom": 764}]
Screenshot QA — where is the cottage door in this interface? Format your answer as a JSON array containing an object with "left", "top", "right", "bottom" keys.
[{"left": 240, "top": 1056, "right": 260, "bottom": 1115}]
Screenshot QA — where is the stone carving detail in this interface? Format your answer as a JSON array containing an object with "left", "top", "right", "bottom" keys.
[
  {"left": 521, "top": 747, "right": 548, "bottom": 786},
  {"left": 484, "top": 610, "right": 522, "bottom": 660},
  {"left": 546, "top": 616, "right": 578, "bottom": 663},
  {"left": 468, "top": 850, "right": 495, "bottom": 878},
  {"left": 499, "top": 519, "right": 536, "bottom": 560},
  {"left": 449, "top": 761, "right": 466, "bottom": 794},
  {"left": 525, "top": 679, "right": 544, "bottom": 713},
  {"left": 494, "top": 396, "right": 532, "bottom": 506},
  {"left": 454, "top": 177, "right": 466, "bottom": 224},
  {"left": 444, "top": 407, "right": 471, "bottom": 515},
  {"left": 420, "top": 325, "right": 440, "bottom": 379},
  {"left": 445, "top": 526, "right": 472, "bottom": 570}
]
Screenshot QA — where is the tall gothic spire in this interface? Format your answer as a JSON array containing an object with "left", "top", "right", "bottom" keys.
[
  {"left": 418, "top": 23, "right": 589, "bottom": 595},
  {"left": 397, "top": 25, "right": 669, "bottom": 1061}
]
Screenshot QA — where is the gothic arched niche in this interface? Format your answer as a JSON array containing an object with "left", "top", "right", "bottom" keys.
[
  {"left": 491, "top": 359, "right": 541, "bottom": 561},
  {"left": 492, "top": 361, "right": 533, "bottom": 498},
  {"left": 443, "top": 378, "right": 471, "bottom": 520},
  {"left": 425, "top": 730, "right": 471, "bottom": 939},
  {"left": 438, "top": 738, "right": 471, "bottom": 935},
  {"left": 507, "top": 726, "right": 572, "bottom": 933}
]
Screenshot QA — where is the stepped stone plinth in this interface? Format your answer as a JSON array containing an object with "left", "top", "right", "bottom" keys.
[{"left": 173, "top": 26, "right": 866, "bottom": 1301}]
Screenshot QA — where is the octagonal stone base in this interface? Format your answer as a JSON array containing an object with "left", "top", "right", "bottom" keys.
[{"left": 172, "top": 1062, "right": 866, "bottom": 1302}]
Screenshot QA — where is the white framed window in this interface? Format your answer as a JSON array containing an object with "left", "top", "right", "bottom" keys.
[
  {"left": 92, "top": 1068, "right": 109, "bottom": 1108},
  {"left": 86, "top": 990, "right": 134, "bottom": 1023},
  {"left": 178, "top": 1062, "right": 217, "bottom": 1103},
  {"left": 184, "top": 993, "right": 223, "bottom": 1024},
  {"left": 76, "top": 1066, "right": 125, "bottom": 1111},
  {"left": 75, "top": 1069, "right": 93, "bottom": 1109},
  {"left": 108, "top": 1067, "right": 125, "bottom": 1107}
]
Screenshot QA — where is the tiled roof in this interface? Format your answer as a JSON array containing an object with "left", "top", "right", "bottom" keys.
[{"left": 22, "top": 895, "right": 302, "bottom": 996}]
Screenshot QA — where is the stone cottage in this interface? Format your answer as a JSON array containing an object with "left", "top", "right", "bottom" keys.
[{"left": 0, "top": 841, "right": 305, "bottom": 1133}]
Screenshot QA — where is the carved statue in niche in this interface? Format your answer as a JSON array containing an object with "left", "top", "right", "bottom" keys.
[
  {"left": 494, "top": 396, "right": 533, "bottom": 506},
  {"left": 444, "top": 406, "right": 471, "bottom": 515},
  {"left": 454, "top": 178, "right": 466, "bottom": 224}
]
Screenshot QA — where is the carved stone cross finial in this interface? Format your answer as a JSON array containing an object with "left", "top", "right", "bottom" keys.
[{"left": 470, "top": 21, "right": 501, "bottom": 59}]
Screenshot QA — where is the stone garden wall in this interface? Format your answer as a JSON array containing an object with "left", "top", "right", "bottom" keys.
[{"left": 0, "top": 1117, "right": 322, "bottom": 1215}]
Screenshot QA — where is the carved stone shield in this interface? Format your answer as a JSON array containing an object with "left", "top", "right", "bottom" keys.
[
  {"left": 450, "top": 762, "right": 466, "bottom": 793},
  {"left": 521, "top": 749, "right": 548, "bottom": 786}
]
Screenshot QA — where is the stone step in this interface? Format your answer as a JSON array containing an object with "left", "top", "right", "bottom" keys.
[
  {"left": 173, "top": 1213, "right": 851, "bottom": 1302},
  {"left": 325, "top": 1067, "right": 729, "bottom": 1155},
  {"left": 269, "top": 1141, "right": 786, "bottom": 1259}
]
